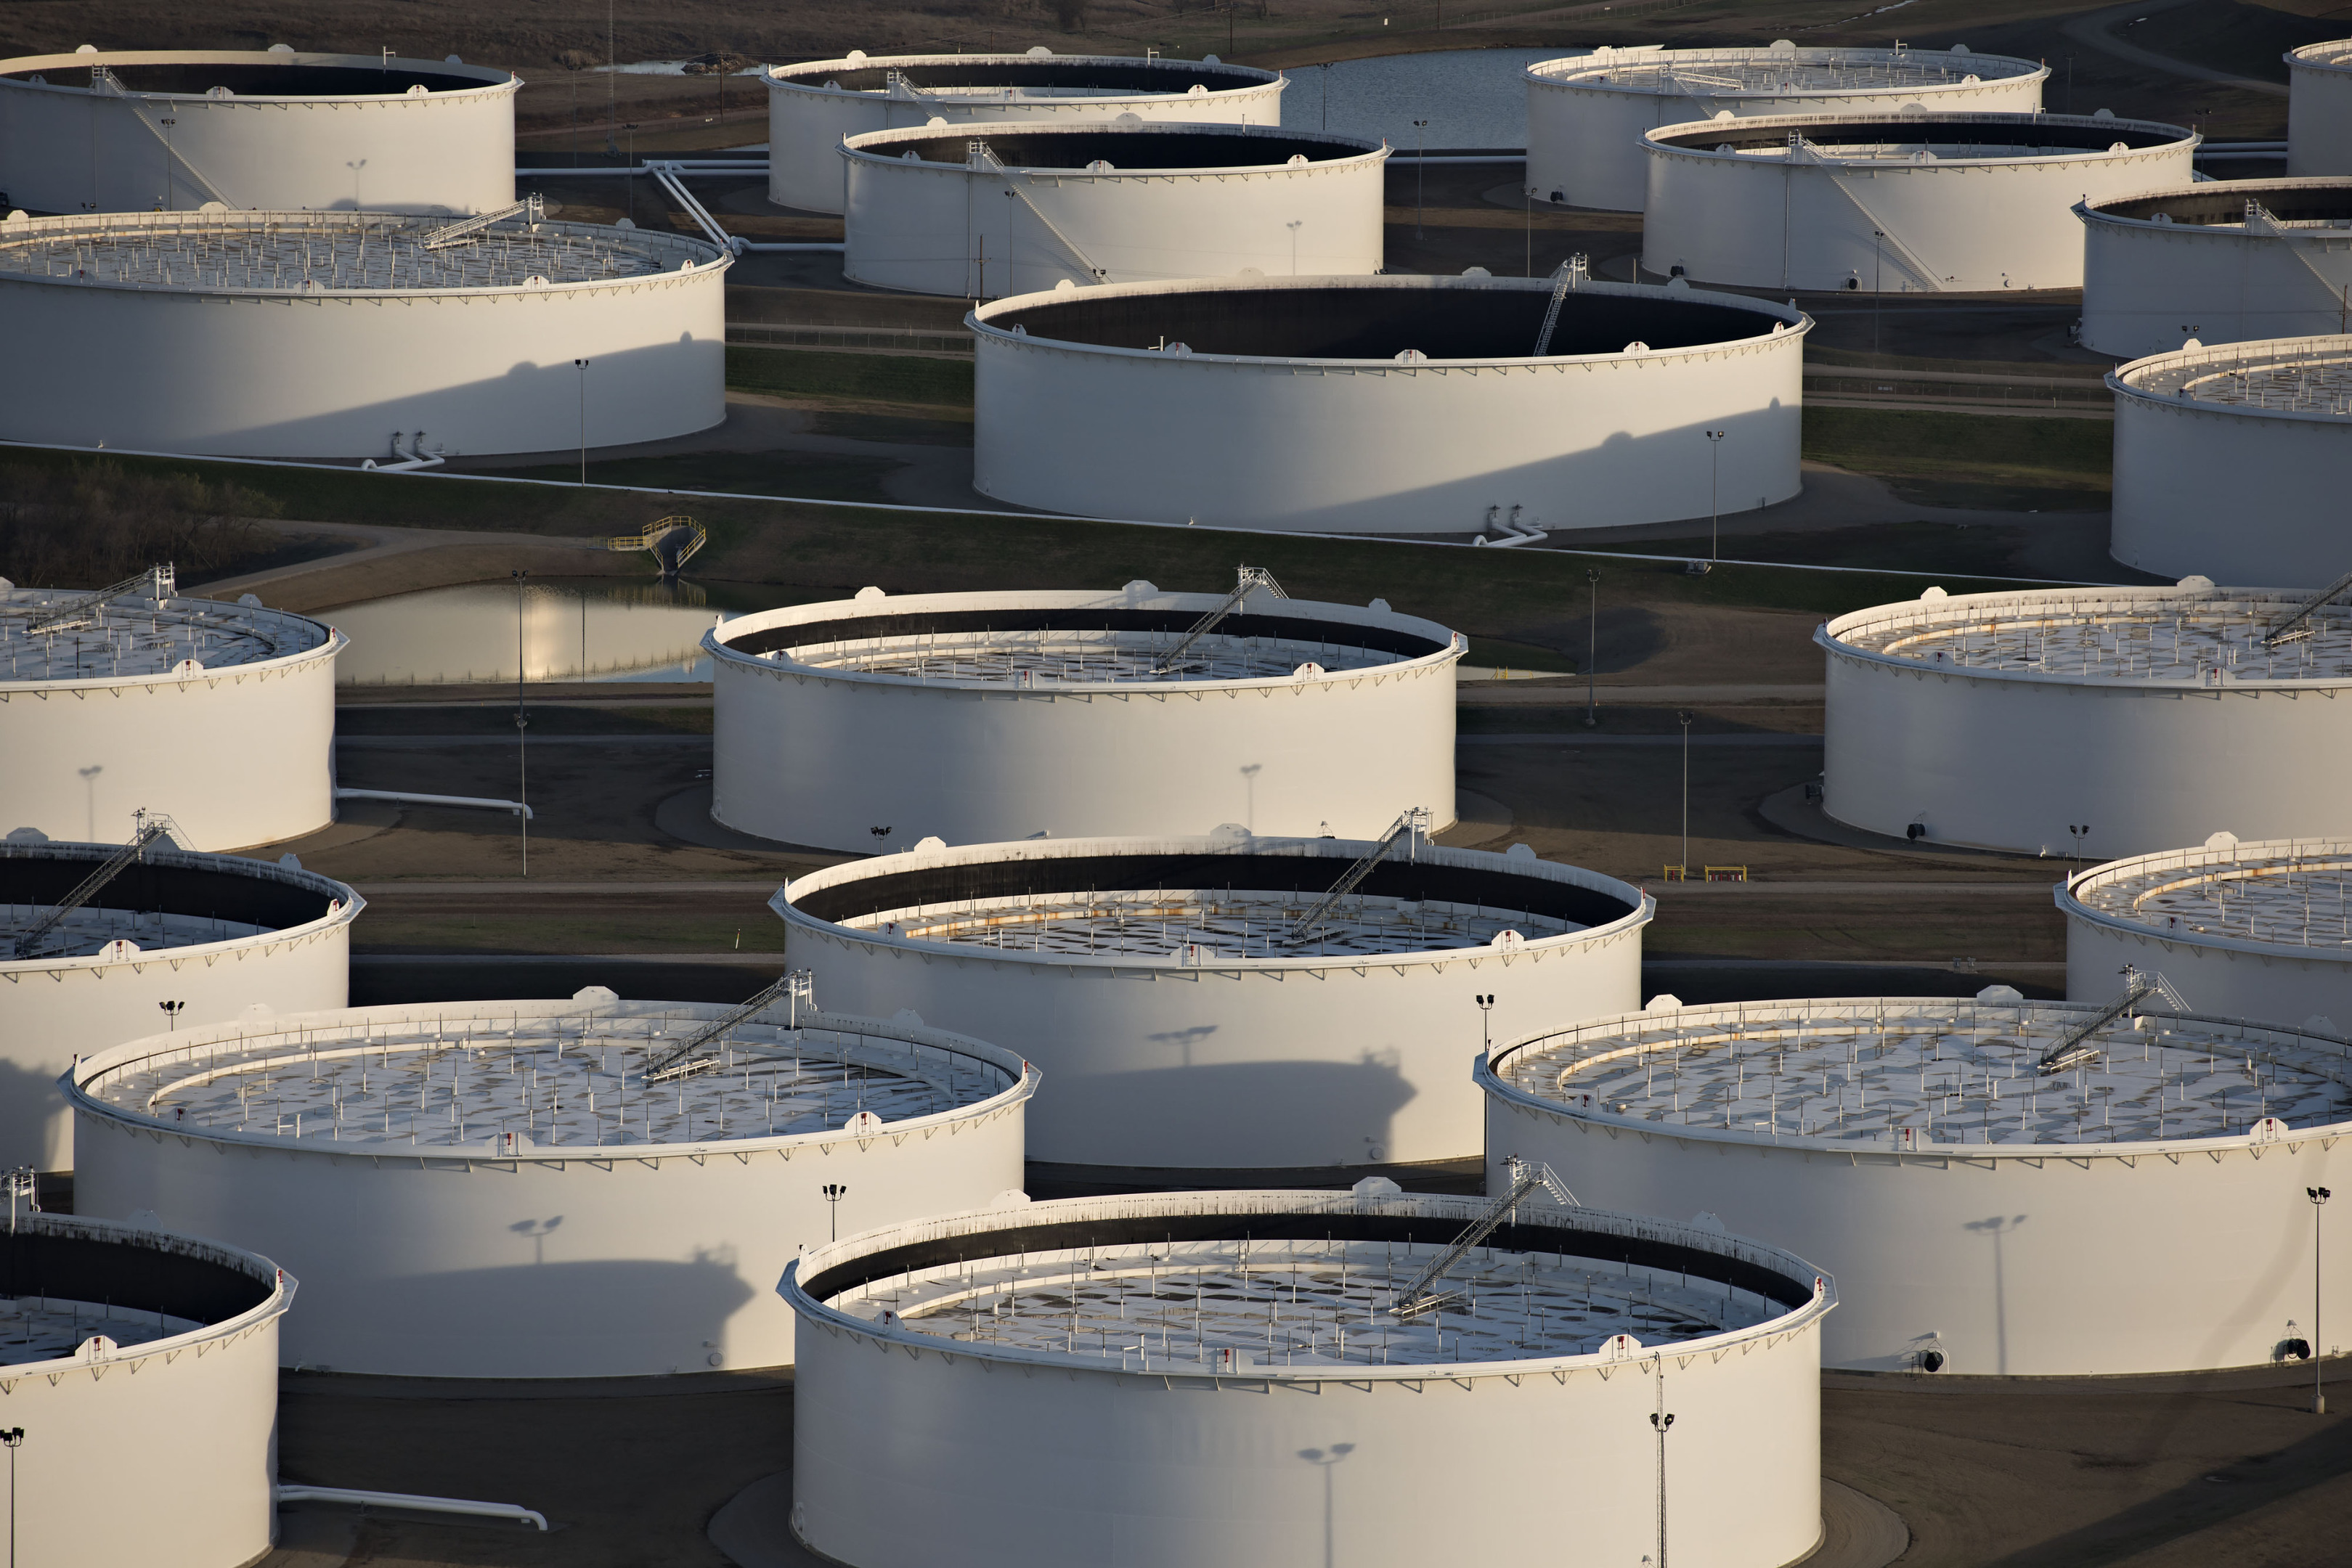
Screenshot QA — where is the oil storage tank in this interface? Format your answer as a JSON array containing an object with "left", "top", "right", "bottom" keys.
[
  {"left": 2288, "top": 42, "right": 2352, "bottom": 176},
  {"left": 2062, "top": 834, "right": 2352, "bottom": 1029},
  {"left": 769, "top": 52, "right": 1285, "bottom": 215},
  {"left": 971, "top": 273, "right": 1808, "bottom": 533},
  {"left": 783, "top": 1187, "right": 1834, "bottom": 1568},
  {"left": 1, "top": 571, "right": 341, "bottom": 850},
  {"left": 0, "top": 1214, "right": 291, "bottom": 1567},
  {"left": 69, "top": 990, "right": 1035, "bottom": 1376},
  {"left": 0, "top": 206, "right": 725, "bottom": 460},
  {"left": 2109, "top": 336, "right": 2352, "bottom": 587},
  {"left": 1643, "top": 111, "right": 2198, "bottom": 292},
  {"left": 771, "top": 832, "right": 1650, "bottom": 1171},
  {"left": 0, "top": 47, "right": 518, "bottom": 216},
  {"left": 1481, "top": 991, "right": 2351, "bottom": 1374},
  {"left": 1818, "top": 584, "right": 2352, "bottom": 857},
  {"left": 2077, "top": 181, "right": 2352, "bottom": 357},
  {"left": 2, "top": 832, "right": 360, "bottom": 1172},
  {"left": 842, "top": 123, "right": 1385, "bottom": 296},
  {"left": 708, "top": 579, "right": 1461, "bottom": 851},
  {"left": 1528, "top": 41, "right": 2046, "bottom": 212}
]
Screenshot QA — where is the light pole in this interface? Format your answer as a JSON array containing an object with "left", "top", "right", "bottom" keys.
[
  {"left": 2, "top": 1426, "right": 21, "bottom": 1568},
  {"left": 1871, "top": 228, "right": 1885, "bottom": 356},
  {"left": 1585, "top": 568, "right": 1600, "bottom": 728},
  {"left": 1413, "top": 121, "right": 1428, "bottom": 240},
  {"left": 823, "top": 1183, "right": 850, "bottom": 1241},
  {"left": 2313, "top": 1185, "right": 2333, "bottom": 1415},
  {"left": 1704, "top": 429, "right": 1726, "bottom": 563},
  {"left": 1525, "top": 184, "right": 1535, "bottom": 276},
  {"left": 573, "top": 359, "right": 590, "bottom": 485},
  {"left": 1474, "top": 993, "right": 1494, "bottom": 1056},
  {"left": 1287, "top": 219, "right": 1302, "bottom": 275},
  {"left": 2067, "top": 823, "right": 2091, "bottom": 875},
  {"left": 158, "top": 1000, "right": 184, "bottom": 1032},
  {"left": 1650, "top": 1363, "right": 1675, "bottom": 1568},
  {"left": 513, "top": 571, "right": 529, "bottom": 876},
  {"left": 1677, "top": 710, "right": 1695, "bottom": 875}
]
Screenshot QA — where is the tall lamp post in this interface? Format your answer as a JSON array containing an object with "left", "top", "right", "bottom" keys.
[
  {"left": 1585, "top": 568, "right": 1600, "bottom": 728},
  {"left": 1871, "top": 228, "right": 1885, "bottom": 356},
  {"left": 157, "top": 1000, "right": 184, "bottom": 1032},
  {"left": 572, "top": 359, "right": 591, "bottom": 486},
  {"left": 513, "top": 571, "right": 530, "bottom": 876},
  {"left": 1704, "top": 429, "right": 1726, "bottom": 563},
  {"left": 1650, "top": 1368, "right": 1675, "bottom": 1568},
  {"left": 823, "top": 1183, "right": 850, "bottom": 1241},
  {"left": 1474, "top": 993, "right": 1494, "bottom": 1055},
  {"left": 1412, "top": 120, "right": 1429, "bottom": 240},
  {"left": 1, "top": 1426, "right": 21, "bottom": 1568},
  {"left": 1677, "top": 709, "right": 1695, "bottom": 875},
  {"left": 2314, "top": 1185, "right": 2333, "bottom": 1415}
]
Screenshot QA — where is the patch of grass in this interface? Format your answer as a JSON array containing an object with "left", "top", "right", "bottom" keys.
[
  {"left": 1804, "top": 407, "right": 2112, "bottom": 495},
  {"left": 725, "top": 346, "right": 974, "bottom": 407},
  {"left": 1464, "top": 636, "right": 1579, "bottom": 673},
  {"left": 1603, "top": 520, "right": 2085, "bottom": 578},
  {"left": 806, "top": 410, "right": 974, "bottom": 446}
]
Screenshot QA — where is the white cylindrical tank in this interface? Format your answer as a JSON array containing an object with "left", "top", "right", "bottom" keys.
[
  {"left": 771, "top": 834, "right": 1651, "bottom": 1169},
  {"left": 783, "top": 1188, "right": 1834, "bottom": 1568},
  {"left": 1819, "top": 584, "right": 2352, "bottom": 857},
  {"left": 1, "top": 836, "right": 359, "bottom": 1172},
  {"left": 1, "top": 578, "right": 341, "bottom": 850},
  {"left": 768, "top": 52, "right": 1285, "bottom": 215},
  {"left": 69, "top": 994, "right": 1035, "bottom": 1376},
  {"left": 2288, "top": 42, "right": 2352, "bottom": 176},
  {"left": 2109, "top": 336, "right": 2352, "bottom": 587},
  {"left": 0, "top": 48, "right": 517, "bottom": 215},
  {"left": 1528, "top": 42, "right": 2046, "bottom": 212},
  {"left": 0, "top": 208, "right": 725, "bottom": 460},
  {"left": 843, "top": 123, "right": 1384, "bottom": 296},
  {"left": 1482, "top": 992, "right": 2351, "bottom": 1375},
  {"left": 0, "top": 1214, "right": 290, "bottom": 1566},
  {"left": 1643, "top": 111, "right": 2198, "bottom": 291},
  {"left": 972, "top": 274, "right": 1809, "bottom": 534},
  {"left": 332, "top": 579, "right": 731, "bottom": 687},
  {"left": 2062, "top": 833, "right": 2352, "bottom": 1029},
  {"left": 2078, "top": 181, "right": 2352, "bottom": 357},
  {"left": 708, "top": 581, "right": 1461, "bottom": 850}
]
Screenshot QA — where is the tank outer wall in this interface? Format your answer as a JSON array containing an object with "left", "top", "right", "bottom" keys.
[
  {"left": 842, "top": 134, "right": 1385, "bottom": 297},
  {"left": 0, "top": 51, "right": 517, "bottom": 215},
  {"left": 1, "top": 893, "right": 353, "bottom": 1172},
  {"left": 1485, "top": 1081, "right": 2348, "bottom": 1375},
  {"left": 2110, "top": 370, "right": 2352, "bottom": 588},
  {"left": 2078, "top": 190, "right": 2352, "bottom": 357},
  {"left": 2064, "top": 907, "right": 2352, "bottom": 1029},
  {"left": 1643, "top": 125, "right": 2196, "bottom": 292},
  {"left": 71, "top": 1031, "right": 1029, "bottom": 1376},
  {"left": 0, "top": 228, "right": 726, "bottom": 459},
  {"left": 1820, "top": 639, "right": 2352, "bottom": 858},
  {"left": 0, "top": 1233, "right": 285, "bottom": 1567},
  {"left": 776, "top": 842, "right": 1649, "bottom": 1169},
  {"left": 971, "top": 277, "right": 1807, "bottom": 534},
  {"left": 1526, "top": 50, "right": 2046, "bottom": 213},
  {"left": 0, "top": 624, "right": 339, "bottom": 851},
  {"left": 768, "top": 60, "right": 1286, "bottom": 215},
  {"left": 2289, "top": 47, "right": 2352, "bottom": 176},
  {"left": 793, "top": 1302, "right": 1820, "bottom": 1568},
  {"left": 709, "top": 595, "right": 1458, "bottom": 851}
]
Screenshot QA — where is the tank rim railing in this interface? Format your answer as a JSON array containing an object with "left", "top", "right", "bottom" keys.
[
  {"left": 0, "top": 1212, "right": 293, "bottom": 1380},
  {"left": 67, "top": 1004, "right": 1038, "bottom": 1160},
  {"left": 1481, "top": 997, "right": 2352, "bottom": 1158},
  {"left": 2062, "top": 838, "right": 2352, "bottom": 959},
  {"left": 783, "top": 1188, "right": 1834, "bottom": 1384}
]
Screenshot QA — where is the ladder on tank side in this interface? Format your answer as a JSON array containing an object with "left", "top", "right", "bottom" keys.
[
  {"left": 1150, "top": 565, "right": 1287, "bottom": 675},
  {"left": 25, "top": 564, "right": 174, "bottom": 636},
  {"left": 2262, "top": 565, "right": 2352, "bottom": 648},
  {"left": 643, "top": 969, "right": 814, "bottom": 1085},
  {"left": 9, "top": 812, "right": 182, "bottom": 959},
  {"left": 1390, "top": 1157, "right": 1579, "bottom": 1321},
  {"left": 1279, "top": 807, "right": 1433, "bottom": 950},
  {"left": 2035, "top": 965, "right": 2189, "bottom": 1077}
]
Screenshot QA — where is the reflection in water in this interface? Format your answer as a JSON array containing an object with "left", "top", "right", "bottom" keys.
[
  {"left": 330, "top": 580, "right": 733, "bottom": 686},
  {"left": 1281, "top": 47, "right": 1582, "bottom": 149}
]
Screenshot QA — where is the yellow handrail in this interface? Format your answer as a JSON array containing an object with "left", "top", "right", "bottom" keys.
[{"left": 606, "top": 515, "right": 707, "bottom": 569}]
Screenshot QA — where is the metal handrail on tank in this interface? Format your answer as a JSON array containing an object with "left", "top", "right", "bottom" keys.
[
  {"left": 643, "top": 969, "right": 813, "bottom": 1084},
  {"left": 1280, "top": 807, "right": 1432, "bottom": 947},
  {"left": 605, "top": 515, "right": 707, "bottom": 575},
  {"left": 1391, "top": 1156, "right": 1577, "bottom": 1319},
  {"left": 1150, "top": 565, "right": 1287, "bottom": 674},
  {"left": 8, "top": 810, "right": 181, "bottom": 958},
  {"left": 25, "top": 563, "right": 173, "bottom": 635}
]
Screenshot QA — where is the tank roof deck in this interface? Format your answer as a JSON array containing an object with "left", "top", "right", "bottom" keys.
[
  {"left": 2076, "top": 844, "right": 2352, "bottom": 950},
  {"left": 832, "top": 1234, "right": 1772, "bottom": 1370},
  {"left": 1497, "top": 1000, "right": 2352, "bottom": 1146},
  {"left": 81, "top": 1011, "right": 1016, "bottom": 1151},
  {"left": 2138, "top": 352, "right": 2352, "bottom": 417},
  {"left": 1829, "top": 593, "right": 2352, "bottom": 682},
  {"left": 773, "top": 55, "right": 1270, "bottom": 95},
  {"left": 0, "top": 1297, "right": 203, "bottom": 1363},
  {"left": 845, "top": 886, "right": 1581, "bottom": 960},
  {"left": 1553, "top": 50, "right": 2033, "bottom": 94},
  {"left": 767, "top": 627, "right": 1407, "bottom": 687},
  {"left": 0, "top": 211, "right": 715, "bottom": 295},
  {"left": 1, "top": 589, "right": 325, "bottom": 680}
]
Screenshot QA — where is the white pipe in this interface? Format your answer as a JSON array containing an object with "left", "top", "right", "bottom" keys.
[
  {"left": 362, "top": 433, "right": 445, "bottom": 473},
  {"left": 276, "top": 1485, "right": 548, "bottom": 1531},
  {"left": 646, "top": 160, "right": 845, "bottom": 254},
  {"left": 334, "top": 788, "right": 534, "bottom": 820}
]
